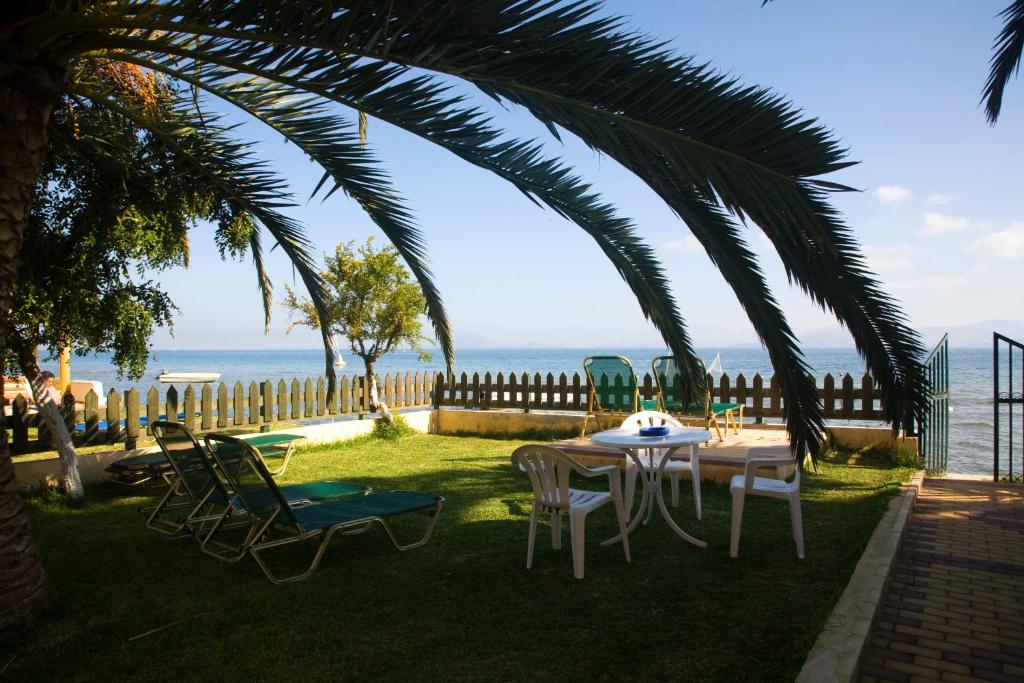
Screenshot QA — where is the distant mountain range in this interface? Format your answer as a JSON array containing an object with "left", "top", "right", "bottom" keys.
[
  {"left": 455, "top": 319, "right": 1024, "bottom": 350},
  {"left": 794, "top": 319, "right": 1024, "bottom": 349}
]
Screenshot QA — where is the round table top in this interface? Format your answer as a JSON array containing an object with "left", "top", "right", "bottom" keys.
[{"left": 591, "top": 426, "right": 712, "bottom": 449}]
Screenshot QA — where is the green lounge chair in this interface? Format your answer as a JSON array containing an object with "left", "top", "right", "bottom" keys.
[
  {"left": 204, "top": 433, "right": 445, "bottom": 584},
  {"left": 652, "top": 356, "right": 744, "bottom": 441},
  {"left": 147, "top": 421, "right": 367, "bottom": 562},
  {"left": 580, "top": 355, "right": 658, "bottom": 437}
]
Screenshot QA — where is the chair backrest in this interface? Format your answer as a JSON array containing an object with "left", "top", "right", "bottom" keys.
[
  {"left": 619, "top": 411, "right": 684, "bottom": 430},
  {"left": 512, "top": 444, "right": 580, "bottom": 511},
  {"left": 652, "top": 356, "right": 708, "bottom": 415},
  {"left": 748, "top": 446, "right": 802, "bottom": 487},
  {"left": 583, "top": 355, "right": 639, "bottom": 412},
  {"left": 152, "top": 420, "right": 226, "bottom": 503},
  {"left": 204, "top": 433, "right": 299, "bottom": 529}
]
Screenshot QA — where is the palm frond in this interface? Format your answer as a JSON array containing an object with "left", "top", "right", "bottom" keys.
[{"left": 984, "top": 0, "right": 1024, "bottom": 124}]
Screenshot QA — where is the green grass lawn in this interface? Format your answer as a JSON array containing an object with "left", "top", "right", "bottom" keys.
[{"left": 2, "top": 434, "right": 913, "bottom": 681}]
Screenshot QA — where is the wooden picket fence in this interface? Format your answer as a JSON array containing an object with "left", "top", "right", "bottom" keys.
[
  {"left": 7, "top": 368, "right": 886, "bottom": 454},
  {"left": 432, "top": 370, "right": 887, "bottom": 421},
  {"left": 7, "top": 371, "right": 441, "bottom": 454}
]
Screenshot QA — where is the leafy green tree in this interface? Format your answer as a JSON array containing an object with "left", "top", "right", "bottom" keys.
[
  {"left": 284, "top": 238, "right": 432, "bottom": 422},
  {"left": 5, "top": 84, "right": 260, "bottom": 502},
  {"left": 0, "top": 1, "right": 928, "bottom": 629}
]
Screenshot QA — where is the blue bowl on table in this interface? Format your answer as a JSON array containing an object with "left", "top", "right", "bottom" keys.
[{"left": 638, "top": 425, "right": 670, "bottom": 437}]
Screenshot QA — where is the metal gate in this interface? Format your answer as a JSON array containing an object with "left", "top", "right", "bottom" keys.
[
  {"left": 993, "top": 332, "right": 1023, "bottom": 482},
  {"left": 919, "top": 334, "right": 949, "bottom": 473}
]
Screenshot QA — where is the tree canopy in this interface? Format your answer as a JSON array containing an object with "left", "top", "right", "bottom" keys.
[
  {"left": 283, "top": 237, "right": 431, "bottom": 419},
  {"left": 8, "top": 74, "right": 255, "bottom": 379}
]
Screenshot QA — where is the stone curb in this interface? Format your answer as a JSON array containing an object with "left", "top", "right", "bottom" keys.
[{"left": 796, "top": 470, "right": 925, "bottom": 683}]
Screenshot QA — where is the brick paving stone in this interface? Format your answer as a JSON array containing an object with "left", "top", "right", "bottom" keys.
[{"left": 859, "top": 479, "right": 1024, "bottom": 683}]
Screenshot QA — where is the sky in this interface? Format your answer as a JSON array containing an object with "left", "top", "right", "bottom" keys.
[{"left": 146, "top": 0, "right": 1024, "bottom": 351}]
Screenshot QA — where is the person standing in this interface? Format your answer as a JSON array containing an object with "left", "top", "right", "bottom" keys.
[{"left": 39, "top": 370, "right": 62, "bottom": 406}]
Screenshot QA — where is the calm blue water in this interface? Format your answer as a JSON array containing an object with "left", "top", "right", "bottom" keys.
[{"left": 51, "top": 347, "right": 994, "bottom": 475}]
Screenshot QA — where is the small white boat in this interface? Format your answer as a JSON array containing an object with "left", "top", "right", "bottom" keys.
[
  {"left": 332, "top": 336, "right": 346, "bottom": 368},
  {"left": 156, "top": 371, "right": 221, "bottom": 384}
]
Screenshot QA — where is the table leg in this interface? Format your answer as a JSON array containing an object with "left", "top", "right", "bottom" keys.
[{"left": 654, "top": 447, "right": 706, "bottom": 548}]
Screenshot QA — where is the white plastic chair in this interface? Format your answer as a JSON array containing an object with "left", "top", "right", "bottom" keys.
[
  {"left": 512, "top": 444, "right": 630, "bottom": 579},
  {"left": 729, "top": 447, "right": 804, "bottom": 559},
  {"left": 620, "top": 411, "right": 702, "bottom": 520}
]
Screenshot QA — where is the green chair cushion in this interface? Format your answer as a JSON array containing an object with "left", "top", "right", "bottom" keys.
[
  {"left": 710, "top": 402, "right": 742, "bottom": 414},
  {"left": 106, "top": 452, "right": 171, "bottom": 474},
  {"left": 290, "top": 490, "right": 439, "bottom": 530},
  {"left": 213, "top": 480, "right": 365, "bottom": 512}
]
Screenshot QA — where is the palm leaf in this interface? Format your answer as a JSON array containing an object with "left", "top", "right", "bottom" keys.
[{"left": 983, "top": 0, "right": 1024, "bottom": 124}]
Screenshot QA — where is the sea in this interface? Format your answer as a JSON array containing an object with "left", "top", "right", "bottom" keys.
[{"left": 53, "top": 346, "right": 1000, "bottom": 476}]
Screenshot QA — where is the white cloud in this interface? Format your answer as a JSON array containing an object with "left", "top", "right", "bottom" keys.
[
  {"left": 861, "top": 244, "right": 923, "bottom": 272},
  {"left": 926, "top": 192, "right": 953, "bottom": 205},
  {"left": 917, "top": 212, "right": 970, "bottom": 236},
  {"left": 891, "top": 275, "right": 967, "bottom": 292},
  {"left": 874, "top": 185, "right": 912, "bottom": 205},
  {"left": 969, "top": 221, "right": 1024, "bottom": 260},
  {"left": 661, "top": 236, "right": 701, "bottom": 253}
]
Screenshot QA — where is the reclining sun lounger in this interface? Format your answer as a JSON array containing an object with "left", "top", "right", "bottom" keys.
[
  {"left": 147, "top": 421, "right": 367, "bottom": 561},
  {"left": 204, "top": 433, "right": 445, "bottom": 584}
]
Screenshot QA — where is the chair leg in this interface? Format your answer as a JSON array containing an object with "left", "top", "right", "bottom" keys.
[
  {"left": 611, "top": 477, "right": 631, "bottom": 564},
  {"left": 790, "top": 494, "right": 805, "bottom": 559},
  {"left": 730, "top": 490, "right": 745, "bottom": 558},
  {"left": 569, "top": 511, "right": 585, "bottom": 579},
  {"left": 526, "top": 506, "right": 539, "bottom": 569},
  {"left": 709, "top": 414, "right": 724, "bottom": 441},
  {"left": 691, "top": 454, "right": 702, "bottom": 521},
  {"left": 737, "top": 406, "right": 744, "bottom": 434},
  {"left": 551, "top": 510, "right": 562, "bottom": 550},
  {"left": 670, "top": 473, "right": 679, "bottom": 508}
]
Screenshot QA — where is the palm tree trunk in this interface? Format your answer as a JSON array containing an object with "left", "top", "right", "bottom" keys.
[
  {"left": 0, "top": 65, "right": 65, "bottom": 630},
  {"left": 8, "top": 331, "right": 84, "bottom": 503},
  {"left": 362, "top": 358, "right": 393, "bottom": 422}
]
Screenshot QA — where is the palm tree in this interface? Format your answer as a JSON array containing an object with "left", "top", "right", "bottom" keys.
[
  {"left": 983, "top": 0, "right": 1024, "bottom": 124},
  {"left": 0, "top": 1, "right": 927, "bottom": 629}
]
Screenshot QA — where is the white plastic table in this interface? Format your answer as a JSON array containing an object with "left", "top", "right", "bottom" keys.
[{"left": 591, "top": 426, "right": 712, "bottom": 548}]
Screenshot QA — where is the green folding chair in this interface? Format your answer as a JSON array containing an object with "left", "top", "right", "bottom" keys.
[
  {"left": 204, "top": 433, "right": 445, "bottom": 584},
  {"left": 580, "top": 356, "right": 657, "bottom": 437},
  {"left": 147, "top": 421, "right": 367, "bottom": 562},
  {"left": 652, "top": 356, "right": 744, "bottom": 441}
]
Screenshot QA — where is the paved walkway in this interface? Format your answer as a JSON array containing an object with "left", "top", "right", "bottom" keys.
[{"left": 861, "top": 478, "right": 1024, "bottom": 683}]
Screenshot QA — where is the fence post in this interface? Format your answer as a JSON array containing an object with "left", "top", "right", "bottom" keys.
[
  {"left": 841, "top": 374, "right": 855, "bottom": 419},
  {"left": 201, "top": 384, "right": 213, "bottom": 431},
  {"left": 262, "top": 381, "right": 274, "bottom": 425},
  {"left": 105, "top": 389, "right": 121, "bottom": 444},
  {"left": 752, "top": 373, "right": 764, "bottom": 424},
  {"left": 248, "top": 381, "right": 260, "bottom": 425},
  {"left": 277, "top": 379, "right": 287, "bottom": 422},
  {"left": 823, "top": 374, "right": 835, "bottom": 419},
  {"left": 125, "top": 388, "right": 139, "bottom": 449},
  {"left": 290, "top": 379, "right": 300, "bottom": 420},
  {"left": 146, "top": 386, "right": 160, "bottom": 435},
  {"left": 303, "top": 378, "right": 314, "bottom": 418},
  {"left": 184, "top": 385, "right": 196, "bottom": 432},
  {"left": 165, "top": 386, "right": 179, "bottom": 425},
  {"left": 233, "top": 381, "right": 245, "bottom": 426},
  {"left": 316, "top": 377, "right": 326, "bottom": 417},
  {"left": 83, "top": 390, "right": 100, "bottom": 444},
  {"left": 340, "top": 376, "right": 351, "bottom": 414},
  {"left": 217, "top": 383, "right": 229, "bottom": 428}
]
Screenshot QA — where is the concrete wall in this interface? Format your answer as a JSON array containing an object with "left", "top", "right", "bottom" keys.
[
  {"left": 433, "top": 408, "right": 917, "bottom": 452},
  {"left": 12, "top": 409, "right": 431, "bottom": 490}
]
